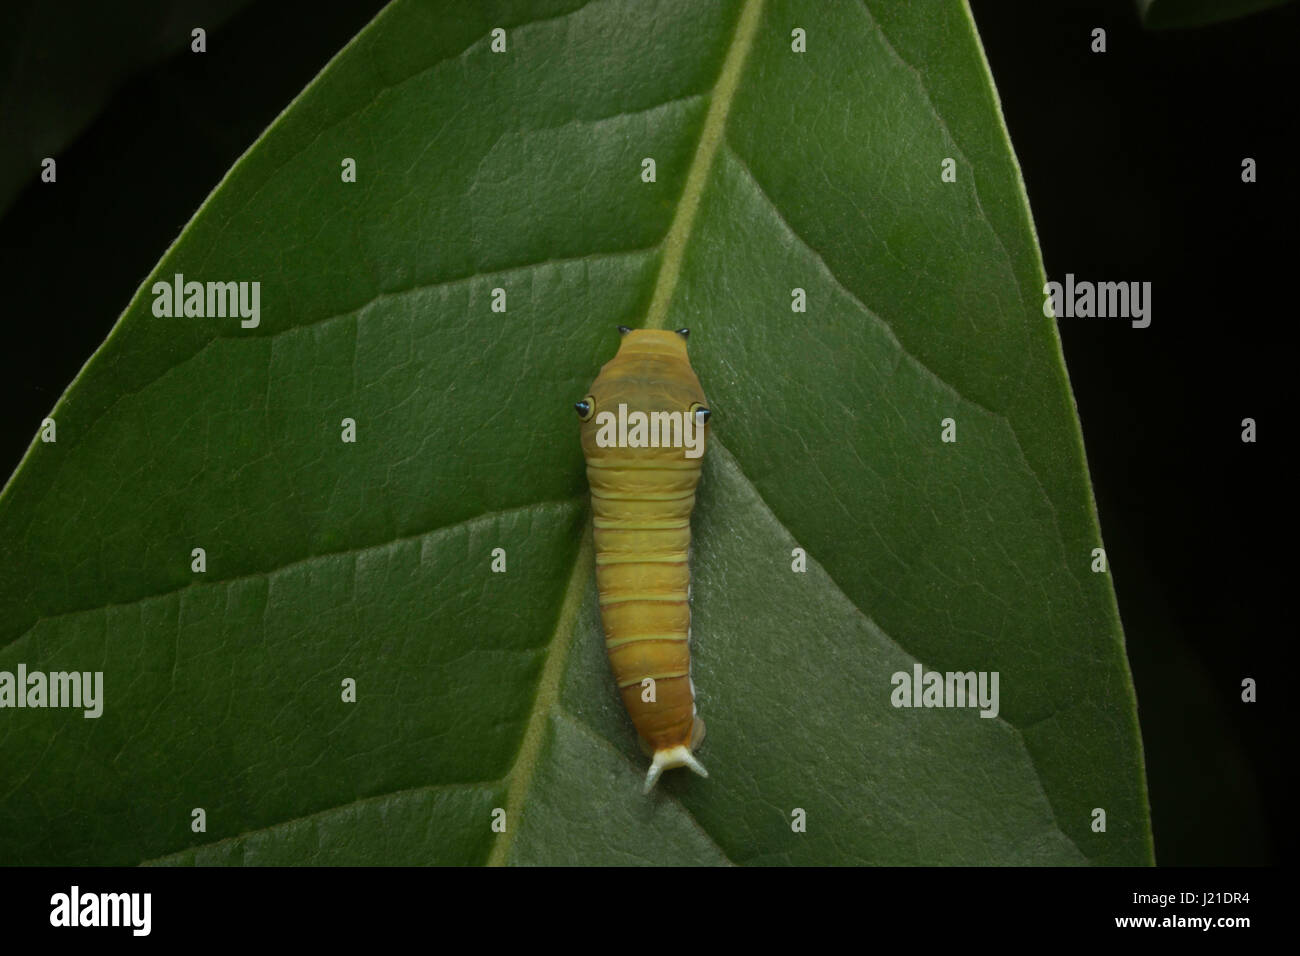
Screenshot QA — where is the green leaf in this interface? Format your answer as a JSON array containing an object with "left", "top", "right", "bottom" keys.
[
  {"left": 1137, "top": 0, "right": 1293, "bottom": 29},
  {"left": 0, "top": 0, "right": 1152, "bottom": 866}
]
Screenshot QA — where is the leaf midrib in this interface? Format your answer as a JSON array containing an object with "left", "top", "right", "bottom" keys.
[
  {"left": 156, "top": 432, "right": 1080, "bottom": 866},
  {"left": 4, "top": 0, "right": 1151, "bottom": 866},
  {"left": 483, "top": 0, "right": 766, "bottom": 866}
]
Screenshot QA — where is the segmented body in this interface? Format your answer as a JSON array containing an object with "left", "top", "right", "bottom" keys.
[{"left": 577, "top": 329, "right": 709, "bottom": 789}]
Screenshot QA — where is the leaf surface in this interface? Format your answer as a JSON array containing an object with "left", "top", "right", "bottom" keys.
[{"left": 0, "top": 0, "right": 1151, "bottom": 866}]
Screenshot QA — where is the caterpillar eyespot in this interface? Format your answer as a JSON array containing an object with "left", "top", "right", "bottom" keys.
[{"left": 577, "top": 327, "right": 710, "bottom": 792}]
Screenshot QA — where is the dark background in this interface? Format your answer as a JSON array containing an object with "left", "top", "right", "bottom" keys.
[{"left": 0, "top": 1, "right": 1288, "bottom": 865}]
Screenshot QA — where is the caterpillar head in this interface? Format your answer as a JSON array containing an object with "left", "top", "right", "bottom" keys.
[{"left": 575, "top": 326, "right": 710, "bottom": 461}]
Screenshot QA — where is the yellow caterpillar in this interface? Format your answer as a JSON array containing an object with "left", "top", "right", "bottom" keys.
[{"left": 575, "top": 326, "right": 710, "bottom": 792}]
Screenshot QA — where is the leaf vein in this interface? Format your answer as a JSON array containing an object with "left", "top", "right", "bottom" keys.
[{"left": 2, "top": 497, "right": 583, "bottom": 652}]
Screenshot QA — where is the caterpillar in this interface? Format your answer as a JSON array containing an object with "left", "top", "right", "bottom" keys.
[{"left": 575, "top": 326, "right": 710, "bottom": 792}]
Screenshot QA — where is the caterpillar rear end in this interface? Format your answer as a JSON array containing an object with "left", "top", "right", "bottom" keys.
[{"left": 574, "top": 326, "right": 710, "bottom": 792}]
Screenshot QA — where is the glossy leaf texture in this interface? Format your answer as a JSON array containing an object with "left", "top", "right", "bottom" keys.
[{"left": 0, "top": 0, "right": 1152, "bottom": 865}]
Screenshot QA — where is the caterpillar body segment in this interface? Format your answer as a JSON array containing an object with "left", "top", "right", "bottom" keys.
[{"left": 576, "top": 328, "right": 710, "bottom": 791}]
